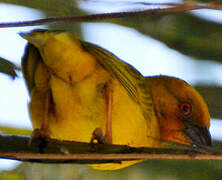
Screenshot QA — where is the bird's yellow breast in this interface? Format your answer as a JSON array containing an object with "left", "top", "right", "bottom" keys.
[{"left": 30, "top": 61, "right": 152, "bottom": 147}]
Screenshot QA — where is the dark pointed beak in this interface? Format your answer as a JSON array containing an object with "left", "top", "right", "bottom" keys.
[{"left": 183, "top": 124, "right": 212, "bottom": 147}]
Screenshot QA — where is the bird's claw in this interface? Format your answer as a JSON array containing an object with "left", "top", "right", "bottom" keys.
[
  {"left": 28, "top": 128, "right": 49, "bottom": 149},
  {"left": 90, "top": 128, "right": 106, "bottom": 144}
]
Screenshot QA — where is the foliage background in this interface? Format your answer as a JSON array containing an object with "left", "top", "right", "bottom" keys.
[{"left": 0, "top": 0, "right": 222, "bottom": 179}]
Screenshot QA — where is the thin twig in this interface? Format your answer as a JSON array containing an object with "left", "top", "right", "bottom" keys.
[
  {"left": 0, "top": 2, "right": 222, "bottom": 28},
  {"left": 2, "top": 153, "right": 222, "bottom": 165}
]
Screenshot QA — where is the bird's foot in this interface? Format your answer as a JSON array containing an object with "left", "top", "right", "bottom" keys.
[
  {"left": 29, "top": 128, "right": 49, "bottom": 152},
  {"left": 90, "top": 128, "right": 107, "bottom": 144}
]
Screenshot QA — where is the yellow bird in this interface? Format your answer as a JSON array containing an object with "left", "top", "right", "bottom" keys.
[
  {"left": 21, "top": 29, "right": 159, "bottom": 170},
  {"left": 21, "top": 29, "right": 211, "bottom": 170}
]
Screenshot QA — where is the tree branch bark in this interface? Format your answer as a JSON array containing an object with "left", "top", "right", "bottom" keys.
[{"left": 0, "top": 134, "right": 222, "bottom": 164}]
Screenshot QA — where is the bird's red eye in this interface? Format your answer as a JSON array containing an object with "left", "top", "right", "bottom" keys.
[{"left": 180, "top": 102, "right": 192, "bottom": 115}]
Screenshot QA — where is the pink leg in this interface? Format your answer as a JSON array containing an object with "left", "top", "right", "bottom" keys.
[
  {"left": 29, "top": 90, "right": 51, "bottom": 145},
  {"left": 90, "top": 82, "right": 113, "bottom": 144},
  {"left": 104, "top": 83, "right": 112, "bottom": 144}
]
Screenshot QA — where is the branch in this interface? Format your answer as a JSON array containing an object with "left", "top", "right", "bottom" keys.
[
  {"left": 0, "top": 2, "right": 222, "bottom": 28},
  {"left": 0, "top": 134, "right": 222, "bottom": 164}
]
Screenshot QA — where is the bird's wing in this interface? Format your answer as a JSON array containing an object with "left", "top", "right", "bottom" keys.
[
  {"left": 22, "top": 43, "right": 40, "bottom": 93},
  {"left": 81, "top": 41, "right": 153, "bottom": 121}
]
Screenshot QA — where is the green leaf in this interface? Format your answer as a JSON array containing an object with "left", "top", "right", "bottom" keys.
[
  {"left": 0, "top": 57, "right": 20, "bottom": 79},
  {"left": 0, "top": 125, "right": 31, "bottom": 136}
]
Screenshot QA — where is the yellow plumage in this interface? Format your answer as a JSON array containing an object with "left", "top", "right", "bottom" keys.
[{"left": 21, "top": 30, "right": 160, "bottom": 170}]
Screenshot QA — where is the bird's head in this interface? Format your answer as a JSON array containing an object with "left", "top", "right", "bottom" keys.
[{"left": 146, "top": 75, "right": 212, "bottom": 147}]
